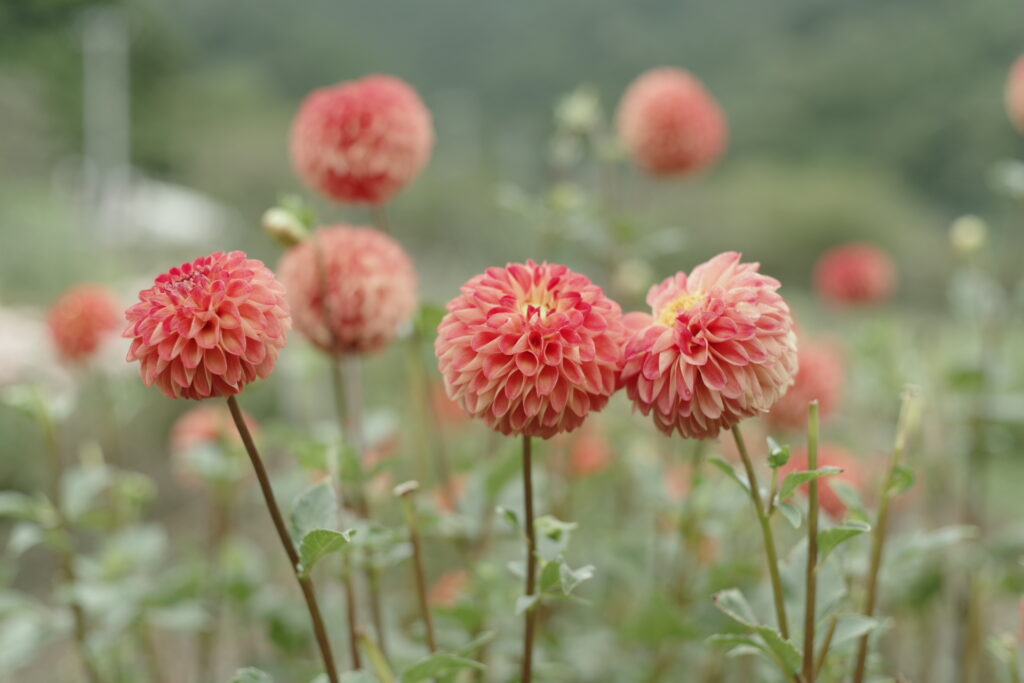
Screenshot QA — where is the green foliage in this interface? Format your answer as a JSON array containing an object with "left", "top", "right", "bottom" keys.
[{"left": 711, "top": 588, "right": 802, "bottom": 675}]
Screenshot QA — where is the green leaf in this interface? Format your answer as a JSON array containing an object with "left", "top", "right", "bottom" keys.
[
  {"left": 779, "top": 467, "right": 842, "bottom": 501},
  {"left": 534, "top": 516, "right": 577, "bottom": 562},
  {"left": 888, "top": 465, "right": 915, "bottom": 496},
  {"left": 828, "top": 614, "right": 885, "bottom": 648},
  {"left": 712, "top": 589, "right": 802, "bottom": 675},
  {"left": 830, "top": 481, "right": 866, "bottom": 517},
  {"left": 230, "top": 668, "right": 273, "bottom": 683},
  {"left": 401, "top": 652, "right": 486, "bottom": 682},
  {"left": 709, "top": 457, "right": 749, "bottom": 493},
  {"left": 6, "top": 523, "right": 43, "bottom": 557},
  {"left": 298, "top": 529, "right": 353, "bottom": 577},
  {"left": 496, "top": 506, "right": 520, "bottom": 532},
  {"left": 708, "top": 633, "right": 772, "bottom": 660},
  {"left": 515, "top": 594, "right": 540, "bottom": 615},
  {"left": 0, "top": 492, "right": 42, "bottom": 521},
  {"left": 539, "top": 561, "right": 561, "bottom": 593},
  {"left": 63, "top": 465, "right": 113, "bottom": 521},
  {"left": 290, "top": 483, "right": 337, "bottom": 543},
  {"left": 767, "top": 438, "right": 791, "bottom": 468},
  {"left": 559, "top": 562, "right": 594, "bottom": 595},
  {"left": 455, "top": 631, "right": 495, "bottom": 657},
  {"left": 777, "top": 501, "right": 803, "bottom": 529},
  {"left": 818, "top": 521, "right": 871, "bottom": 562}
]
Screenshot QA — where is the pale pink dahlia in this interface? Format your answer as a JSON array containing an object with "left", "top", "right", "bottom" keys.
[
  {"left": 124, "top": 251, "right": 291, "bottom": 400},
  {"left": 1007, "top": 56, "right": 1024, "bottom": 133},
  {"left": 616, "top": 67, "right": 727, "bottom": 176},
  {"left": 290, "top": 75, "right": 434, "bottom": 204},
  {"left": 48, "top": 285, "right": 121, "bottom": 363},
  {"left": 277, "top": 225, "right": 418, "bottom": 355},
  {"left": 768, "top": 338, "right": 845, "bottom": 430},
  {"left": 814, "top": 243, "right": 896, "bottom": 307},
  {"left": 435, "top": 261, "right": 626, "bottom": 439},
  {"left": 620, "top": 252, "right": 798, "bottom": 439}
]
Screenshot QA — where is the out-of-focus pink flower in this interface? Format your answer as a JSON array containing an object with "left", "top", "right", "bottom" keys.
[
  {"left": 616, "top": 67, "right": 727, "bottom": 176},
  {"left": 124, "top": 251, "right": 290, "bottom": 400},
  {"left": 290, "top": 75, "right": 434, "bottom": 204},
  {"left": 814, "top": 243, "right": 896, "bottom": 307},
  {"left": 433, "top": 474, "right": 467, "bottom": 514},
  {"left": 1007, "top": 56, "right": 1024, "bottom": 133},
  {"left": 48, "top": 285, "right": 121, "bottom": 363},
  {"left": 431, "top": 382, "right": 470, "bottom": 431},
  {"left": 436, "top": 261, "right": 626, "bottom": 439},
  {"left": 277, "top": 226, "right": 418, "bottom": 356},
  {"left": 781, "top": 444, "right": 865, "bottom": 520},
  {"left": 429, "top": 569, "right": 470, "bottom": 607},
  {"left": 768, "top": 338, "right": 845, "bottom": 430},
  {"left": 664, "top": 462, "right": 692, "bottom": 503},
  {"left": 569, "top": 425, "right": 612, "bottom": 477},
  {"left": 169, "top": 403, "right": 259, "bottom": 454},
  {"left": 620, "top": 252, "right": 798, "bottom": 440}
]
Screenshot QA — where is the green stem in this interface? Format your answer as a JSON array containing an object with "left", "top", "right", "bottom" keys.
[
  {"left": 803, "top": 401, "right": 821, "bottom": 683},
  {"left": 226, "top": 396, "right": 339, "bottom": 683},
  {"left": 521, "top": 435, "right": 538, "bottom": 683},
  {"left": 731, "top": 424, "right": 791, "bottom": 641},
  {"left": 397, "top": 483, "right": 437, "bottom": 653},
  {"left": 814, "top": 615, "right": 838, "bottom": 678},
  {"left": 851, "top": 389, "right": 918, "bottom": 683}
]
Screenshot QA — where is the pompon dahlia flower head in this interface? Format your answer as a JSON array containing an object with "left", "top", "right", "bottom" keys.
[
  {"left": 124, "top": 251, "right": 291, "bottom": 400},
  {"left": 436, "top": 253, "right": 798, "bottom": 442}
]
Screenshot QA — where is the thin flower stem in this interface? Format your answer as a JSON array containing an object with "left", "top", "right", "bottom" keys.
[
  {"left": 852, "top": 389, "right": 918, "bottom": 683},
  {"left": 358, "top": 630, "right": 397, "bottom": 683},
  {"left": 803, "top": 401, "right": 821, "bottom": 683},
  {"left": 341, "top": 553, "right": 362, "bottom": 670},
  {"left": 397, "top": 483, "right": 437, "bottom": 652},
  {"left": 521, "top": 434, "right": 539, "bottom": 683},
  {"left": 34, "top": 393, "right": 103, "bottom": 683},
  {"left": 731, "top": 424, "right": 791, "bottom": 641},
  {"left": 226, "top": 395, "right": 339, "bottom": 683},
  {"left": 814, "top": 615, "right": 838, "bottom": 678},
  {"left": 197, "top": 488, "right": 232, "bottom": 681}
]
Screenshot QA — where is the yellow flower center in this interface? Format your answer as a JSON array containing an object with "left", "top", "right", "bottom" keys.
[{"left": 657, "top": 291, "right": 707, "bottom": 327}]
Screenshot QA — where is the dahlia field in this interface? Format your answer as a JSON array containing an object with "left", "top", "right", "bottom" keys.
[{"left": 2, "top": 6, "right": 1024, "bottom": 683}]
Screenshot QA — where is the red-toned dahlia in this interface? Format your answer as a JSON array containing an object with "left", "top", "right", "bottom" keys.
[
  {"left": 620, "top": 252, "right": 798, "bottom": 440},
  {"left": 781, "top": 444, "right": 865, "bottom": 520},
  {"left": 277, "top": 225, "right": 417, "bottom": 355},
  {"left": 124, "top": 251, "right": 291, "bottom": 400},
  {"left": 290, "top": 75, "right": 434, "bottom": 204},
  {"left": 436, "top": 261, "right": 626, "bottom": 439},
  {"left": 814, "top": 243, "right": 896, "bottom": 307},
  {"left": 48, "top": 285, "right": 121, "bottom": 363},
  {"left": 1007, "top": 56, "right": 1024, "bottom": 133},
  {"left": 768, "top": 338, "right": 845, "bottom": 430},
  {"left": 616, "top": 67, "right": 727, "bottom": 176}
]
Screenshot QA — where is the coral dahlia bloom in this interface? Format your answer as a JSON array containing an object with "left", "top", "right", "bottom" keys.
[
  {"left": 616, "top": 67, "right": 727, "bottom": 176},
  {"left": 620, "top": 252, "right": 798, "bottom": 440},
  {"left": 814, "top": 243, "right": 896, "bottom": 307},
  {"left": 290, "top": 75, "right": 434, "bottom": 204},
  {"left": 49, "top": 285, "right": 121, "bottom": 363},
  {"left": 429, "top": 569, "right": 470, "bottom": 608},
  {"left": 781, "top": 444, "right": 865, "bottom": 520},
  {"left": 768, "top": 338, "right": 845, "bottom": 430},
  {"left": 170, "top": 403, "right": 258, "bottom": 455},
  {"left": 277, "top": 225, "right": 417, "bottom": 355},
  {"left": 124, "top": 251, "right": 290, "bottom": 400},
  {"left": 436, "top": 261, "right": 626, "bottom": 439},
  {"left": 1007, "top": 56, "right": 1024, "bottom": 134}
]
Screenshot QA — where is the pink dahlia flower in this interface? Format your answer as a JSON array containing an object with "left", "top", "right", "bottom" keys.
[
  {"left": 620, "top": 252, "right": 798, "bottom": 439},
  {"left": 290, "top": 75, "right": 434, "bottom": 204},
  {"left": 277, "top": 225, "right": 418, "bottom": 355},
  {"left": 569, "top": 424, "right": 612, "bottom": 478},
  {"left": 814, "top": 243, "right": 896, "bottom": 307},
  {"left": 781, "top": 444, "right": 864, "bottom": 520},
  {"left": 616, "top": 67, "right": 727, "bottom": 176},
  {"left": 1008, "top": 56, "right": 1024, "bottom": 133},
  {"left": 170, "top": 403, "right": 259, "bottom": 455},
  {"left": 48, "top": 285, "right": 121, "bottom": 363},
  {"left": 768, "top": 338, "right": 845, "bottom": 430},
  {"left": 436, "top": 261, "right": 626, "bottom": 439},
  {"left": 429, "top": 569, "right": 470, "bottom": 608},
  {"left": 124, "top": 251, "right": 290, "bottom": 400}
]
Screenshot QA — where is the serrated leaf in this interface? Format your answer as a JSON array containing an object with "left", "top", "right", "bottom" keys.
[
  {"left": 767, "top": 438, "right": 791, "bottom": 468},
  {"left": 779, "top": 467, "right": 842, "bottom": 501},
  {"left": 299, "top": 529, "right": 353, "bottom": 577},
  {"left": 230, "top": 668, "right": 273, "bottom": 683},
  {"left": 709, "top": 457, "right": 749, "bottom": 493},
  {"left": 828, "top": 614, "right": 885, "bottom": 648},
  {"left": 712, "top": 588, "right": 758, "bottom": 625},
  {"left": 290, "top": 483, "right": 337, "bottom": 543},
  {"left": 401, "top": 652, "right": 486, "bottom": 682},
  {"left": 819, "top": 521, "right": 871, "bottom": 562},
  {"left": 515, "top": 594, "right": 539, "bottom": 615},
  {"left": 777, "top": 501, "right": 803, "bottom": 529},
  {"left": 888, "top": 465, "right": 915, "bottom": 496}
]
